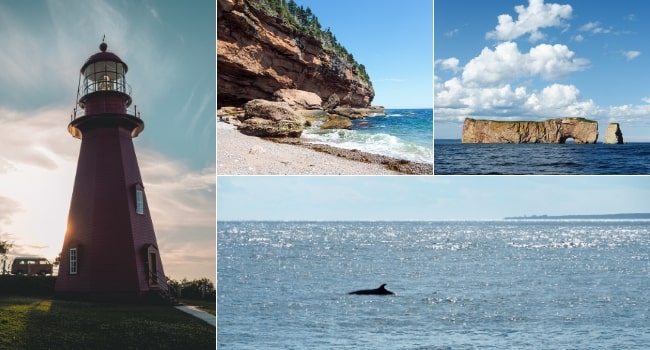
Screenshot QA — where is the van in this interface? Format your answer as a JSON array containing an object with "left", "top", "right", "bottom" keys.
[{"left": 10, "top": 257, "right": 53, "bottom": 276}]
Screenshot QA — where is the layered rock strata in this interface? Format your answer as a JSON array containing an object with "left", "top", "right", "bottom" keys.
[
  {"left": 462, "top": 118, "right": 598, "bottom": 144},
  {"left": 218, "top": 0, "right": 374, "bottom": 108},
  {"left": 603, "top": 123, "right": 624, "bottom": 144}
]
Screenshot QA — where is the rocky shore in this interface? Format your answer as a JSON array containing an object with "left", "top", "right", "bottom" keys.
[{"left": 217, "top": 122, "right": 432, "bottom": 175}]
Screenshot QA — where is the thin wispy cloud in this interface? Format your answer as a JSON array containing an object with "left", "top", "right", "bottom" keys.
[
  {"left": 622, "top": 50, "right": 641, "bottom": 61},
  {"left": 579, "top": 21, "right": 612, "bottom": 34}
]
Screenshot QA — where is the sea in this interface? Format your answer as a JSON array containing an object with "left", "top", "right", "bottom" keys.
[
  {"left": 218, "top": 220, "right": 650, "bottom": 349},
  {"left": 302, "top": 109, "right": 433, "bottom": 164},
  {"left": 434, "top": 140, "right": 650, "bottom": 175}
]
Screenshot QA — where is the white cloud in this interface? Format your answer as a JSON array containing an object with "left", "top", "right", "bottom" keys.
[
  {"left": 435, "top": 57, "right": 460, "bottom": 73},
  {"left": 462, "top": 42, "right": 588, "bottom": 86},
  {"left": 623, "top": 50, "right": 641, "bottom": 61},
  {"left": 579, "top": 21, "right": 611, "bottom": 34},
  {"left": 526, "top": 83, "right": 580, "bottom": 109},
  {"left": 486, "top": 0, "right": 572, "bottom": 42}
]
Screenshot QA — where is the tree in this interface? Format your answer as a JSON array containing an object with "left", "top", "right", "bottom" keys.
[
  {"left": 0, "top": 240, "right": 13, "bottom": 275},
  {"left": 166, "top": 276, "right": 215, "bottom": 300}
]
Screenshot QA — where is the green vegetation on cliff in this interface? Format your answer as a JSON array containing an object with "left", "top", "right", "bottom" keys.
[{"left": 247, "top": 0, "right": 372, "bottom": 85}]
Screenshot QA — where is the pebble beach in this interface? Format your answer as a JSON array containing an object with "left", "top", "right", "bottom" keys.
[{"left": 217, "top": 122, "right": 432, "bottom": 175}]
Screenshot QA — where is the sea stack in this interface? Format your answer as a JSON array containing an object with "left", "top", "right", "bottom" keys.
[{"left": 603, "top": 123, "right": 624, "bottom": 144}]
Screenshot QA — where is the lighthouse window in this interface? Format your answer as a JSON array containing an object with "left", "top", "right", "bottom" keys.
[
  {"left": 69, "top": 248, "right": 78, "bottom": 275},
  {"left": 136, "top": 189, "right": 144, "bottom": 215}
]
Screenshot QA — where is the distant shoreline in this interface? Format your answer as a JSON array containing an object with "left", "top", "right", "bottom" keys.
[{"left": 504, "top": 213, "right": 650, "bottom": 220}]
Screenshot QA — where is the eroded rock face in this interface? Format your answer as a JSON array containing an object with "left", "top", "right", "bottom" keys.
[
  {"left": 604, "top": 123, "right": 624, "bottom": 144},
  {"left": 461, "top": 118, "right": 599, "bottom": 144},
  {"left": 218, "top": 0, "right": 374, "bottom": 108},
  {"left": 238, "top": 99, "right": 305, "bottom": 137}
]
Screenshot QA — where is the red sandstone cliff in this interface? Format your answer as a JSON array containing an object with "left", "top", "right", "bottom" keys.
[{"left": 217, "top": 0, "right": 375, "bottom": 108}]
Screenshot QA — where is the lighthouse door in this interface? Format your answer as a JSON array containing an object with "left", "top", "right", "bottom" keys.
[{"left": 147, "top": 245, "right": 159, "bottom": 286}]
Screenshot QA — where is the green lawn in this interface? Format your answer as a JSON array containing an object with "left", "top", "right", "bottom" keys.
[{"left": 0, "top": 296, "right": 215, "bottom": 349}]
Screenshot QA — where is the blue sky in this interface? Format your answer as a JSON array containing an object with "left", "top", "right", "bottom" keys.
[
  {"left": 217, "top": 176, "right": 650, "bottom": 221},
  {"left": 0, "top": 1, "right": 215, "bottom": 280},
  {"left": 296, "top": 0, "right": 433, "bottom": 109},
  {"left": 435, "top": 0, "right": 650, "bottom": 141}
]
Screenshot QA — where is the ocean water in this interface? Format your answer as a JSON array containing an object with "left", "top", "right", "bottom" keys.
[
  {"left": 218, "top": 221, "right": 650, "bottom": 349},
  {"left": 434, "top": 139, "right": 650, "bottom": 174},
  {"left": 302, "top": 109, "right": 433, "bottom": 164}
]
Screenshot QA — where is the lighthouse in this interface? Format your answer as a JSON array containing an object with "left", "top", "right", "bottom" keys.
[{"left": 55, "top": 42, "right": 169, "bottom": 302}]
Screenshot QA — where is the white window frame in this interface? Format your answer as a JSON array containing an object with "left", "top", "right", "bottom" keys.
[{"left": 69, "top": 248, "right": 78, "bottom": 275}]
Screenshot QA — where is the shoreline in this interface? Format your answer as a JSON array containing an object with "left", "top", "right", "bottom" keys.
[{"left": 217, "top": 122, "right": 432, "bottom": 175}]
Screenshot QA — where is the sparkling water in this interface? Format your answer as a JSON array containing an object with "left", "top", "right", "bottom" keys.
[{"left": 218, "top": 220, "right": 650, "bottom": 349}]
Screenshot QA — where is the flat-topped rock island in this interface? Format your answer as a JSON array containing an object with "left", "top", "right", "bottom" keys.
[{"left": 461, "top": 117, "right": 599, "bottom": 144}]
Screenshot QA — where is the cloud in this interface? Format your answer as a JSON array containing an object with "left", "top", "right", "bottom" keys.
[
  {"left": 623, "top": 50, "right": 641, "bottom": 61},
  {"left": 0, "top": 196, "right": 21, "bottom": 225},
  {"left": 435, "top": 70, "right": 650, "bottom": 125},
  {"left": 445, "top": 28, "right": 459, "bottom": 37},
  {"left": 136, "top": 150, "right": 215, "bottom": 279},
  {"left": 435, "top": 57, "right": 460, "bottom": 73},
  {"left": 579, "top": 21, "right": 611, "bottom": 34},
  {"left": 462, "top": 42, "right": 588, "bottom": 86},
  {"left": 486, "top": 0, "right": 572, "bottom": 42}
]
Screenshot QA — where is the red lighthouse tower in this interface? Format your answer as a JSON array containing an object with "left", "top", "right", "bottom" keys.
[{"left": 55, "top": 42, "right": 169, "bottom": 302}]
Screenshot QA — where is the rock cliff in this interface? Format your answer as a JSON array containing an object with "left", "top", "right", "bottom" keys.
[
  {"left": 461, "top": 118, "right": 599, "bottom": 144},
  {"left": 603, "top": 123, "right": 624, "bottom": 144},
  {"left": 217, "top": 0, "right": 375, "bottom": 108}
]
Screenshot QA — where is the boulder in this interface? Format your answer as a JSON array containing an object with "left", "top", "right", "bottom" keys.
[
  {"left": 322, "top": 93, "right": 340, "bottom": 110},
  {"left": 603, "top": 123, "right": 624, "bottom": 144},
  {"left": 321, "top": 114, "right": 352, "bottom": 130},
  {"left": 238, "top": 99, "right": 305, "bottom": 137},
  {"left": 273, "top": 89, "right": 322, "bottom": 110},
  {"left": 461, "top": 118, "right": 599, "bottom": 144}
]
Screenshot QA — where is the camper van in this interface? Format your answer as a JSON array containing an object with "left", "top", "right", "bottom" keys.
[{"left": 10, "top": 257, "right": 53, "bottom": 276}]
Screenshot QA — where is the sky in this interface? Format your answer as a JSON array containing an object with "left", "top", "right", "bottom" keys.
[
  {"left": 0, "top": 1, "right": 215, "bottom": 280},
  {"left": 295, "top": 0, "right": 433, "bottom": 109},
  {"left": 435, "top": 0, "right": 650, "bottom": 141},
  {"left": 217, "top": 176, "right": 650, "bottom": 221}
]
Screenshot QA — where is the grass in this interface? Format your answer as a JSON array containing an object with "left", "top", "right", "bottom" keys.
[{"left": 0, "top": 296, "right": 215, "bottom": 349}]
